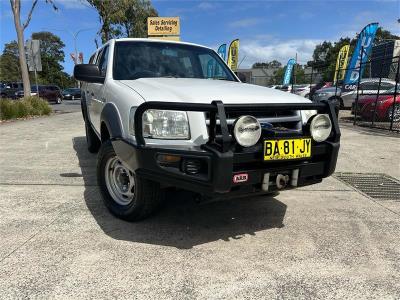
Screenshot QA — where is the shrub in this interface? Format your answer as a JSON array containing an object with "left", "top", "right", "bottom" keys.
[{"left": 0, "top": 96, "right": 52, "bottom": 120}]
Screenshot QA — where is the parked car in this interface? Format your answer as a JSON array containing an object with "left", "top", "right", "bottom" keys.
[
  {"left": 313, "top": 78, "right": 396, "bottom": 109},
  {"left": 0, "top": 82, "right": 24, "bottom": 98},
  {"left": 15, "top": 85, "right": 63, "bottom": 103},
  {"left": 293, "top": 84, "right": 315, "bottom": 98},
  {"left": 74, "top": 38, "right": 340, "bottom": 221},
  {"left": 276, "top": 85, "right": 291, "bottom": 92},
  {"left": 62, "top": 87, "right": 81, "bottom": 100},
  {"left": 352, "top": 85, "right": 400, "bottom": 122}
]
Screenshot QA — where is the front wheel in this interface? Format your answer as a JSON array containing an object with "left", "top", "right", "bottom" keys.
[
  {"left": 97, "top": 140, "right": 163, "bottom": 221},
  {"left": 56, "top": 96, "right": 62, "bottom": 104}
]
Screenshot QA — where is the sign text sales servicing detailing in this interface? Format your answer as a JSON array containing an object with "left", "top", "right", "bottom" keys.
[{"left": 147, "top": 17, "right": 180, "bottom": 36}]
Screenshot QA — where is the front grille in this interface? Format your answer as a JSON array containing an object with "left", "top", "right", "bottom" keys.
[{"left": 205, "top": 109, "right": 302, "bottom": 133}]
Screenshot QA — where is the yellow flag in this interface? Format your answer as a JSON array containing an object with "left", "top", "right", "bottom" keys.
[
  {"left": 227, "top": 39, "right": 239, "bottom": 72},
  {"left": 334, "top": 44, "right": 350, "bottom": 83}
]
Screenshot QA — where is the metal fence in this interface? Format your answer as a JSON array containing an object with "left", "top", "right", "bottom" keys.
[
  {"left": 352, "top": 55, "right": 399, "bottom": 132},
  {"left": 315, "top": 52, "right": 400, "bottom": 133},
  {"left": 240, "top": 45, "right": 400, "bottom": 133}
]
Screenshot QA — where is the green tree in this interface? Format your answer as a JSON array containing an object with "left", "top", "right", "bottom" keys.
[
  {"left": 31, "top": 31, "right": 74, "bottom": 88},
  {"left": 9, "top": 0, "right": 57, "bottom": 96},
  {"left": 87, "top": 0, "right": 158, "bottom": 43},
  {"left": 0, "top": 32, "right": 74, "bottom": 88},
  {"left": 252, "top": 60, "right": 282, "bottom": 69},
  {"left": 0, "top": 41, "right": 20, "bottom": 82},
  {"left": 271, "top": 67, "right": 284, "bottom": 85},
  {"left": 375, "top": 27, "right": 399, "bottom": 42}
]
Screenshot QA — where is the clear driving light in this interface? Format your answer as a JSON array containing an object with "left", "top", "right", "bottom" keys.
[
  {"left": 310, "top": 114, "right": 332, "bottom": 142},
  {"left": 142, "top": 109, "right": 190, "bottom": 139},
  {"left": 233, "top": 115, "right": 261, "bottom": 147}
]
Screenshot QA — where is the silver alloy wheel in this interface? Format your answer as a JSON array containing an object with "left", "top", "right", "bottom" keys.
[
  {"left": 105, "top": 156, "right": 135, "bottom": 205},
  {"left": 57, "top": 97, "right": 62, "bottom": 104}
]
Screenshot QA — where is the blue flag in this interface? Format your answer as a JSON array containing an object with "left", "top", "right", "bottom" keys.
[
  {"left": 283, "top": 58, "right": 296, "bottom": 85},
  {"left": 217, "top": 44, "right": 227, "bottom": 61},
  {"left": 343, "top": 23, "right": 379, "bottom": 86}
]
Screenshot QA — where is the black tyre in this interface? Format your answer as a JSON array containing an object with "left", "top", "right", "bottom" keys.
[
  {"left": 85, "top": 119, "right": 101, "bottom": 153},
  {"left": 97, "top": 140, "right": 163, "bottom": 221}
]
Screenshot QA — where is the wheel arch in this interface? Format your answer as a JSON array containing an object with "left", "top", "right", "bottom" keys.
[{"left": 100, "top": 102, "right": 124, "bottom": 141}]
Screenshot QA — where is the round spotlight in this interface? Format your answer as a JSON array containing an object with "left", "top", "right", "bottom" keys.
[
  {"left": 233, "top": 115, "right": 261, "bottom": 147},
  {"left": 310, "top": 114, "right": 332, "bottom": 142}
]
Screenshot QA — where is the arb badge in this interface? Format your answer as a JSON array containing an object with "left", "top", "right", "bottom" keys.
[{"left": 233, "top": 173, "right": 248, "bottom": 183}]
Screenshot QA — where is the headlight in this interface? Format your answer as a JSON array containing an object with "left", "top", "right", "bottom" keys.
[
  {"left": 233, "top": 115, "right": 261, "bottom": 147},
  {"left": 301, "top": 110, "right": 317, "bottom": 123},
  {"left": 130, "top": 109, "right": 190, "bottom": 139},
  {"left": 310, "top": 114, "right": 332, "bottom": 142}
]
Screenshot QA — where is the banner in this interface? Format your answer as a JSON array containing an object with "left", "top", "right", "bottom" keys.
[
  {"left": 343, "top": 22, "right": 379, "bottom": 86},
  {"left": 333, "top": 44, "right": 350, "bottom": 83},
  {"left": 217, "top": 44, "right": 227, "bottom": 61},
  {"left": 227, "top": 39, "right": 239, "bottom": 72},
  {"left": 283, "top": 58, "right": 296, "bottom": 85}
]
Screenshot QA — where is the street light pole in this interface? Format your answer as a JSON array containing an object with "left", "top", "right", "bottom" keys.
[
  {"left": 71, "top": 28, "right": 95, "bottom": 64},
  {"left": 41, "top": 27, "right": 96, "bottom": 64},
  {"left": 41, "top": 27, "right": 96, "bottom": 87}
]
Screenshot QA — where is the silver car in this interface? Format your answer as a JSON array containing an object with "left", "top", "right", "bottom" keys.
[{"left": 313, "top": 78, "right": 396, "bottom": 109}]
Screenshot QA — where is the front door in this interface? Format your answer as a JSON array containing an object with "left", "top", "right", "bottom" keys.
[{"left": 89, "top": 45, "right": 109, "bottom": 134}]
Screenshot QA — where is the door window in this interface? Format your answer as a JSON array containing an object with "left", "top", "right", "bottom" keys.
[
  {"left": 360, "top": 82, "right": 379, "bottom": 91},
  {"left": 97, "top": 46, "right": 109, "bottom": 77},
  {"left": 380, "top": 82, "right": 395, "bottom": 90},
  {"left": 89, "top": 54, "right": 96, "bottom": 64}
]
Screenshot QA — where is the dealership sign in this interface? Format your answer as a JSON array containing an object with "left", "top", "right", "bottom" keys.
[
  {"left": 343, "top": 22, "right": 379, "bottom": 87},
  {"left": 147, "top": 17, "right": 180, "bottom": 40}
]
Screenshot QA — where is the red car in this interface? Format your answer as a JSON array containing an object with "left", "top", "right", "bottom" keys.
[{"left": 353, "top": 86, "right": 400, "bottom": 122}]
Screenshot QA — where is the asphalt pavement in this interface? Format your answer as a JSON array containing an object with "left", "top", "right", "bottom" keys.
[
  {"left": 0, "top": 110, "right": 399, "bottom": 299},
  {"left": 51, "top": 99, "right": 82, "bottom": 114}
]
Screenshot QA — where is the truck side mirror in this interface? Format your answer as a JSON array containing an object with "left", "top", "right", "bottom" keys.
[{"left": 74, "top": 64, "right": 105, "bottom": 84}]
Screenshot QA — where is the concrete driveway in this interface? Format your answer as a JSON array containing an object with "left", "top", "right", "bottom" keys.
[{"left": 0, "top": 111, "right": 399, "bottom": 299}]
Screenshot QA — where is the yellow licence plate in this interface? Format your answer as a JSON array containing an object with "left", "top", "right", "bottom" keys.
[{"left": 264, "top": 138, "right": 312, "bottom": 161}]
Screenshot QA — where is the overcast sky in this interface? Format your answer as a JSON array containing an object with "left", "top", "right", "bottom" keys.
[{"left": 1, "top": 0, "right": 399, "bottom": 74}]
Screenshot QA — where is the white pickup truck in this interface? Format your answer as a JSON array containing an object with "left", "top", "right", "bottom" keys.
[{"left": 74, "top": 38, "right": 340, "bottom": 221}]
